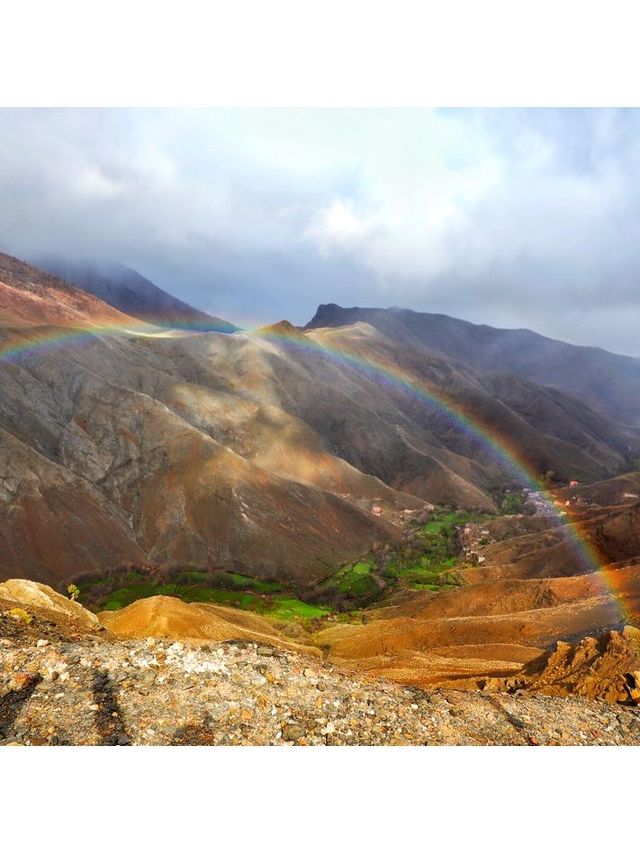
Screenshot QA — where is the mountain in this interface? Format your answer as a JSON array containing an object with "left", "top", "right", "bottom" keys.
[
  {"left": 0, "top": 254, "right": 419, "bottom": 586},
  {"left": 0, "top": 252, "right": 137, "bottom": 329},
  {"left": 37, "top": 257, "right": 238, "bottom": 332},
  {"left": 1, "top": 253, "right": 639, "bottom": 587},
  {"left": 307, "top": 304, "right": 640, "bottom": 428},
  {"left": 2, "top": 252, "right": 640, "bottom": 730}
]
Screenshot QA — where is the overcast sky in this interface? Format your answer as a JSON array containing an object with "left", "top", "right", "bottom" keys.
[{"left": 1, "top": 108, "right": 640, "bottom": 354}]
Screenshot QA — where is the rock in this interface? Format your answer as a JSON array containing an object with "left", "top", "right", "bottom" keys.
[
  {"left": 0, "top": 580, "right": 99, "bottom": 628},
  {"left": 281, "top": 723, "right": 306, "bottom": 742},
  {"left": 488, "top": 627, "right": 640, "bottom": 703},
  {"left": 257, "top": 646, "right": 275, "bottom": 656}
]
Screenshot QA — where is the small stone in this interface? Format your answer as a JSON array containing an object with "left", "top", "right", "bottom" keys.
[
  {"left": 257, "top": 646, "right": 275, "bottom": 656},
  {"left": 281, "top": 723, "right": 306, "bottom": 742},
  {"left": 36, "top": 639, "right": 50, "bottom": 648}
]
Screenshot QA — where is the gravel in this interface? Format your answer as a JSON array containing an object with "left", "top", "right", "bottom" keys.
[{"left": 2, "top": 636, "right": 639, "bottom": 746}]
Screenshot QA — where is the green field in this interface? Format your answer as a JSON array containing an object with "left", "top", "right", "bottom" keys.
[
  {"left": 75, "top": 506, "right": 494, "bottom": 623},
  {"left": 388, "top": 507, "right": 493, "bottom": 590},
  {"left": 78, "top": 569, "right": 329, "bottom": 623}
]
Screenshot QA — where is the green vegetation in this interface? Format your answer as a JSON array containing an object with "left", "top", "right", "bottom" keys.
[
  {"left": 488, "top": 487, "right": 530, "bottom": 516},
  {"left": 73, "top": 505, "right": 498, "bottom": 625},
  {"left": 76, "top": 567, "right": 328, "bottom": 623},
  {"left": 323, "top": 560, "right": 379, "bottom": 599},
  {"left": 8, "top": 607, "right": 32, "bottom": 625},
  {"left": 267, "top": 598, "right": 330, "bottom": 621},
  {"left": 388, "top": 506, "right": 492, "bottom": 591},
  {"left": 66, "top": 583, "right": 80, "bottom": 602},
  {"left": 313, "top": 506, "right": 493, "bottom": 605}
]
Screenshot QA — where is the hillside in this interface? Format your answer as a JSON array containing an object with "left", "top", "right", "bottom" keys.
[
  {"left": 0, "top": 255, "right": 418, "bottom": 585},
  {"left": 307, "top": 303, "right": 640, "bottom": 428},
  {"left": 0, "top": 252, "right": 140, "bottom": 329},
  {"left": 38, "top": 257, "right": 237, "bottom": 333},
  {"left": 1, "top": 254, "right": 639, "bottom": 587},
  {"left": 0, "top": 577, "right": 638, "bottom": 745},
  {"left": 2, "top": 252, "right": 640, "bottom": 746}
]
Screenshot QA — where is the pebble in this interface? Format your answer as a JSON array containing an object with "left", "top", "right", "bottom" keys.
[{"left": 1, "top": 636, "right": 638, "bottom": 747}]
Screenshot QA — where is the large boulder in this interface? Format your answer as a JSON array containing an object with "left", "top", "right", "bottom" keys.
[{"left": 0, "top": 579, "right": 99, "bottom": 629}]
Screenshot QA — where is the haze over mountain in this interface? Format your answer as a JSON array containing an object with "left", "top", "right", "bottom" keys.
[
  {"left": 5, "top": 110, "right": 640, "bottom": 355},
  {"left": 308, "top": 303, "right": 640, "bottom": 428},
  {"left": 37, "top": 257, "right": 237, "bottom": 333}
]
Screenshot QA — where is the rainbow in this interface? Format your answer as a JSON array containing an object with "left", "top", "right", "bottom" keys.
[
  {"left": 0, "top": 317, "right": 630, "bottom": 623},
  {"left": 253, "top": 324, "right": 631, "bottom": 623}
]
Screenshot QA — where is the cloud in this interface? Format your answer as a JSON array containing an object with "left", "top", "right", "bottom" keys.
[{"left": 0, "top": 108, "right": 640, "bottom": 353}]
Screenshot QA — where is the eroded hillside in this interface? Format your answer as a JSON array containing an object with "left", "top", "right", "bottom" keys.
[{"left": 2, "top": 254, "right": 637, "bottom": 587}]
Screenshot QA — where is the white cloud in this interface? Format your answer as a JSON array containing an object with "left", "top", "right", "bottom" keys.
[
  {"left": 1, "top": 108, "right": 640, "bottom": 352},
  {"left": 74, "top": 166, "right": 124, "bottom": 199},
  {"left": 307, "top": 199, "right": 370, "bottom": 251}
]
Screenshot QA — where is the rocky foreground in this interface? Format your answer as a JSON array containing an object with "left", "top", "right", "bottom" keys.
[
  {"left": 2, "top": 633, "right": 640, "bottom": 746},
  {"left": 1, "top": 578, "right": 640, "bottom": 745}
]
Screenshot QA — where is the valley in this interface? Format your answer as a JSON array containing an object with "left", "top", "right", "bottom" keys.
[{"left": 1, "top": 252, "right": 640, "bottom": 745}]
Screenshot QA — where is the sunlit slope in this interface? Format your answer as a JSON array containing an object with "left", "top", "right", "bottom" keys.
[{"left": 1, "top": 252, "right": 638, "bottom": 589}]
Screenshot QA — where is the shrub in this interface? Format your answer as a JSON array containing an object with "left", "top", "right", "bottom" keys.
[
  {"left": 67, "top": 583, "right": 80, "bottom": 602},
  {"left": 8, "top": 607, "right": 32, "bottom": 624}
]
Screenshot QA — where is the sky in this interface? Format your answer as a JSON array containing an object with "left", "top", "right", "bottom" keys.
[{"left": 1, "top": 108, "right": 640, "bottom": 354}]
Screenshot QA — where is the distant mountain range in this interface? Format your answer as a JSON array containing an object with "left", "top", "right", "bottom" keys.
[
  {"left": 1, "top": 251, "right": 639, "bottom": 587},
  {"left": 307, "top": 303, "right": 640, "bottom": 428}
]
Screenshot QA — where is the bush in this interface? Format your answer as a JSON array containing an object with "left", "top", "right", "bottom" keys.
[
  {"left": 67, "top": 583, "right": 80, "bottom": 602},
  {"left": 8, "top": 607, "right": 32, "bottom": 625}
]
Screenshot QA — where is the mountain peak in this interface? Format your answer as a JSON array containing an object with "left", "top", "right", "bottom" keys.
[{"left": 305, "top": 303, "right": 350, "bottom": 329}]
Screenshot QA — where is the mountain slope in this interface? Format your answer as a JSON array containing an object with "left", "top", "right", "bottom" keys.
[
  {"left": 3, "top": 599, "right": 638, "bottom": 744},
  {"left": 38, "top": 257, "right": 237, "bottom": 332},
  {"left": 307, "top": 303, "right": 640, "bottom": 428},
  {"left": 1, "top": 253, "right": 638, "bottom": 588},
  {"left": 0, "top": 256, "right": 418, "bottom": 585},
  {"left": 0, "top": 252, "right": 139, "bottom": 329}
]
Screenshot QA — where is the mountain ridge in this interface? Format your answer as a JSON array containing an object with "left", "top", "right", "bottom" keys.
[{"left": 306, "top": 303, "right": 640, "bottom": 427}]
